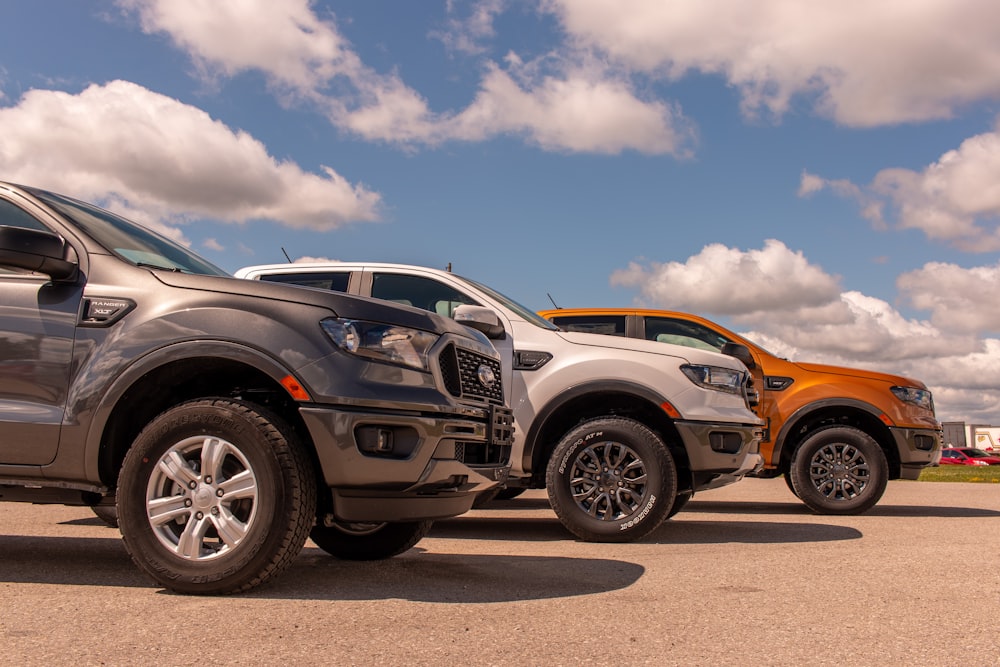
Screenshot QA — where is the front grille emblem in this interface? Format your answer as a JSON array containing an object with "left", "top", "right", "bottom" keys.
[{"left": 477, "top": 364, "right": 496, "bottom": 389}]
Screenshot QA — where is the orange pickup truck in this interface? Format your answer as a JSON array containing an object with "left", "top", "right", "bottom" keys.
[{"left": 539, "top": 308, "right": 942, "bottom": 515}]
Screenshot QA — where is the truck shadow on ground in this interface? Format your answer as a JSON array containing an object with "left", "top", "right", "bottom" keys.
[
  {"left": 434, "top": 515, "right": 862, "bottom": 545},
  {"left": 0, "top": 533, "right": 644, "bottom": 602},
  {"left": 483, "top": 494, "right": 1000, "bottom": 519},
  {"left": 682, "top": 499, "right": 1000, "bottom": 518}
]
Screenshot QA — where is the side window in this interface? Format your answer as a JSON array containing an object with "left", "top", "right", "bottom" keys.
[
  {"left": 644, "top": 317, "right": 730, "bottom": 352},
  {"left": 549, "top": 315, "right": 626, "bottom": 337},
  {"left": 371, "top": 273, "right": 479, "bottom": 316},
  {"left": 0, "top": 199, "right": 53, "bottom": 275},
  {"left": 259, "top": 271, "right": 350, "bottom": 292},
  {"left": 0, "top": 199, "right": 49, "bottom": 231}
]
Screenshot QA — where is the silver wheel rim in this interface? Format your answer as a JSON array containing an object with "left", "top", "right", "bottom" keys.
[
  {"left": 808, "top": 442, "right": 869, "bottom": 502},
  {"left": 145, "top": 435, "right": 259, "bottom": 560},
  {"left": 568, "top": 440, "right": 649, "bottom": 521}
]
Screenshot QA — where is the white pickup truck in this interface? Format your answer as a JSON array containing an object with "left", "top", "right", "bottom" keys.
[{"left": 237, "top": 262, "right": 764, "bottom": 542}]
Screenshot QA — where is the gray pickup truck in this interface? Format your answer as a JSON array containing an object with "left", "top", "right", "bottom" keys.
[{"left": 0, "top": 182, "right": 512, "bottom": 594}]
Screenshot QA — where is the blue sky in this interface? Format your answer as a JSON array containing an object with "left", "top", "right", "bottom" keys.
[{"left": 2, "top": 1, "right": 1000, "bottom": 423}]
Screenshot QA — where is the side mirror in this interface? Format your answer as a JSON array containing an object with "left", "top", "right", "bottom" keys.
[
  {"left": 452, "top": 304, "right": 505, "bottom": 339},
  {"left": 0, "top": 226, "right": 78, "bottom": 280},
  {"left": 721, "top": 342, "right": 755, "bottom": 370}
]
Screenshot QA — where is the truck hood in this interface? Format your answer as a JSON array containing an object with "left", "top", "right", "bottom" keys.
[
  {"left": 151, "top": 270, "right": 485, "bottom": 341},
  {"left": 792, "top": 361, "right": 927, "bottom": 388},
  {"left": 554, "top": 329, "right": 748, "bottom": 371}
]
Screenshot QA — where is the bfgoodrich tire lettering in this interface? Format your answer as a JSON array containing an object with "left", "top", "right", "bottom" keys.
[
  {"left": 309, "top": 520, "right": 432, "bottom": 560},
  {"left": 789, "top": 425, "right": 888, "bottom": 515},
  {"left": 117, "top": 399, "right": 316, "bottom": 595},
  {"left": 546, "top": 417, "right": 676, "bottom": 542}
]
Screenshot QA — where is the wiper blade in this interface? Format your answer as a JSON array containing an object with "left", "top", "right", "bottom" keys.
[{"left": 136, "top": 262, "right": 183, "bottom": 272}]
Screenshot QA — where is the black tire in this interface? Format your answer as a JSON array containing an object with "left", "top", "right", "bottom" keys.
[
  {"left": 91, "top": 505, "right": 119, "bottom": 528},
  {"left": 783, "top": 472, "right": 799, "bottom": 498},
  {"left": 789, "top": 425, "right": 888, "bottom": 515},
  {"left": 546, "top": 417, "right": 676, "bottom": 542},
  {"left": 496, "top": 487, "right": 526, "bottom": 500},
  {"left": 309, "top": 520, "right": 432, "bottom": 560},
  {"left": 117, "top": 399, "right": 316, "bottom": 595},
  {"left": 666, "top": 490, "right": 692, "bottom": 519}
]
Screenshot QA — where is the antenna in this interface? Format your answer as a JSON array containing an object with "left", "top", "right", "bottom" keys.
[
  {"left": 446, "top": 262, "right": 452, "bottom": 273},
  {"left": 281, "top": 247, "right": 292, "bottom": 263},
  {"left": 547, "top": 293, "right": 561, "bottom": 309}
]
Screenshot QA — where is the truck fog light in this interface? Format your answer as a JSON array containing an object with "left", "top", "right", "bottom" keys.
[
  {"left": 709, "top": 431, "right": 743, "bottom": 454},
  {"left": 355, "top": 426, "right": 419, "bottom": 458}
]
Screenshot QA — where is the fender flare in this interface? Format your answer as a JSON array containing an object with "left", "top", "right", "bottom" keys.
[
  {"left": 82, "top": 339, "right": 297, "bottom": 481},
  {"left": 521, "top": 378, "right": 672, "bottom": 476},
  {"left": 771, "top": 397, "right": 887, "bottom": 467}
]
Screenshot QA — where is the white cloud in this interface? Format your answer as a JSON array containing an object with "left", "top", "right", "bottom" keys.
[
  {"left": 117, "top": 0, "right": 695, "bottom": 155},
  {"left": 117, "top": 0, "right": 360, "bottom": 96},
  {"left": 805, "top": 125, "right": 1000, "bottom": 250},
  {"left": 611, "top": 240, "right": 995, "bottom": 421},
  {"left": 544, "top": 0, "right": 1000, "bottom": 127},
  {"left": 898, "top": 260, "right": 1000, "bottom": 334},
  {"left": 0, "top": 81, "right": 382, "bottom": 235},
  {"left": 611, "top": 239, "right": 841, "bottom": 315},
  {"left": 432, "top": 0, "right": 506, "bottom": 55},
  {"left": 449, "top": 57, "right": 693, "bottom": 154}
]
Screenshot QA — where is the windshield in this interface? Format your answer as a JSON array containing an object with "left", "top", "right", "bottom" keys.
[
  {"left": 28, "top": 187, "right": 229, "bottom": 276},
  {"left": 457, "top": 275, "right": 559, "bottom": 330}
]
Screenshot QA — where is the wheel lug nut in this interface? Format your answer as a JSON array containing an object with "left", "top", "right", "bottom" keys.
[
  {"left": 204, "top": 476, "right": 212, "bottom": 484},
  {"left": 216, "top": 489, "right": 224, "bottom": 497}
]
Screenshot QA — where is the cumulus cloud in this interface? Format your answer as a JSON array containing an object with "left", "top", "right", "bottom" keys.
[
  {"left": 117, "top": 0, "right": 694, "bottom": 155},
  {"left": 611, "top": 240, "right": 996, "bottom": 420},
  {"left": 544, "top": 0, "right": 1000, "bottom": 127},
  {"left": 0, "top": 81, "right": 382, "bottom": 238},
  {"left": 431, "top": 0, "right": 506, "bottom": 55},
  {"left": 611, "top": 239, "right": 842, "bottom": 315},
  {"left": 117, "top": 0, "right": 360, "bottom": 96},
  {"left": 804, "top": 125, "right": 1000, "bottom": 250},
  {"left": 448, "top": 56, "right": 693, "bottom": 154},
  {"left": 898, "top": 260, "right": 1000, "bottom": 334}
]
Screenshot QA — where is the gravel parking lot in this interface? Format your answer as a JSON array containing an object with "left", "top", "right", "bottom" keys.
[{"left": 2, "top": 477, "right": 998, "bottom": 666}]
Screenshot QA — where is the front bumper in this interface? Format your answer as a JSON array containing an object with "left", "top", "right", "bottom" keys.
[
  {"left": 300, "top": 403, "right": 513, "bottom": 522},
  {"left": 675, "top": 420, "right": 764, "bottom": 492},
  {"left": 892, "top": 426, "right": 943, "bottom": 480}
]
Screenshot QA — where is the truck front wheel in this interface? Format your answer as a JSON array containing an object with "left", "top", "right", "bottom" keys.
[
  {"left": 789, "top": 425, "right": 888, "bottom": 515},
  {"left": 117, "top": 399, "right": 316, "bottom": 595},
  {"left": 546, "top": 417, "right": 676, "bottom": 542},
  {"left": 309, "top": 520, "right": 432, "bottom": 560}
]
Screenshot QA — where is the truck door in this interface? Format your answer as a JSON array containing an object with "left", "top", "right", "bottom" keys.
[{"left": 0, "top": 199, "right": 82, "bottom": 465}]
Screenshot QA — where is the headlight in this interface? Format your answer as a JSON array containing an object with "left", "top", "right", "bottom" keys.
[
  {"left": 972, "top": 460, "right": 988, "bottom": 466},
  {"left": 680, "top": 364, "right": 746, "bottom": 395},
  {"left": 890, "top": 386, "right": 933, "bottom": 411},
  {"left": 321, "top": 318, "right": 438, "bottom": 372}
]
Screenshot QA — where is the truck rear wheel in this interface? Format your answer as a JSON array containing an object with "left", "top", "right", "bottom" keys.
[
  {"left": 546, "top": 417, "right": 676, "bottom": 542},
  {"left": 309, "top": 520, "right": 432, "bottom": 560},
  {"left": 789, "top": 425, "right": 888, "bottom": 515},
  {"left": 117, "top": 399, "right": 316, "bottom": 594}
]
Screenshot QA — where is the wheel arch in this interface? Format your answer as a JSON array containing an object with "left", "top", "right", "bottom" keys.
[
  {"left": 85, "top": 341, "right": 316, "bottom": 491},
  {"left": 773, "top": 398, "right": 901, "bottom": 478},
  {"left": 521, "top": 380, "right": 687, "bottom": 489}
]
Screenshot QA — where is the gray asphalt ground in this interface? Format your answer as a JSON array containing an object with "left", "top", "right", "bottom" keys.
[{"left": 2, "top": 477, "right": 998, "bottom": 666}]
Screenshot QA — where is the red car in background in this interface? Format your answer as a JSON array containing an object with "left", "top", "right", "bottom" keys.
[{"left": 938, "top": 448, "right": 1000, "bottom": 466}]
